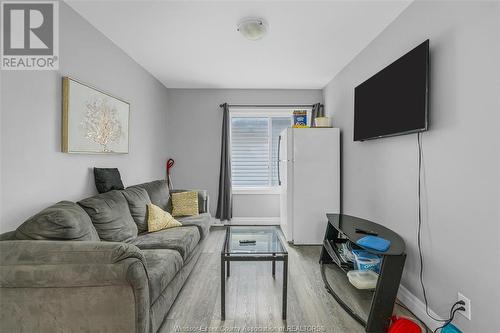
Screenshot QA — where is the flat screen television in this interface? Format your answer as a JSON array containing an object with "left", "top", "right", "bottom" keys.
[{"left": 354, "top": 40, "right": 429, "bottom": 141}]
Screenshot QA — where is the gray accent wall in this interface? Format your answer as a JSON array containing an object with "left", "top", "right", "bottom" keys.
[
  {"left": 323, "top": 1, "right": 500, "bottom": 331},
  {"left": 0, "top": 2, "right": 169, "bottom": 232},
  {"left": 165, "top": 89, "right": 323, "bottom": 218}
]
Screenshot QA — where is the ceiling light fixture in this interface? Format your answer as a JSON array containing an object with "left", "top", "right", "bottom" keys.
[{"left": 237, "top": 18, "right": 268, "bottom": 41}]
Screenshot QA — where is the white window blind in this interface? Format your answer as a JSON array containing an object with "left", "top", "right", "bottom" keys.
[{"left": 231, "top": 115, "right": 291, "bottom": 188}]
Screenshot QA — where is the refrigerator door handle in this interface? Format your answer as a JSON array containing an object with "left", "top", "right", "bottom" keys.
[{"left": 277, "top": 135, "right": 281, "bottom": 186}]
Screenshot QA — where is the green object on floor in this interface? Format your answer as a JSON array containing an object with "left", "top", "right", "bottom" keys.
[{"left": 442, "top": 323, "right": 462, "bottom": 333}]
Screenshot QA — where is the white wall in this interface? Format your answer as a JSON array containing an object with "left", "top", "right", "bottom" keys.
[
  {"left": 165, "top": 89, "right": 322, "bottom": 220},
  {"left": 0, "top": 2, "right": 170, "bottom": 232},
  {"left": 323, "top": 1, "right": 500, "bottom": 331},
  {"left": 232, "top": 194, "right": 280, "bottom": 218}
]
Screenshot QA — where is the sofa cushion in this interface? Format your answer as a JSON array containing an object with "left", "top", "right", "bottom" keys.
[
  {"left": 168, "top": 189, "right": 208, "bottom": 214},
  {"left": 142, "top": 249, "right": 184, "bottom": 304},
  {"left": 94, "top": 168, "right": 124, "bottom": 193},
  {"left": 147, "top": 204, "right": 182, "bottom": 233},
  {"left": 0, "top": 231, "right": 16, "bottom": 241},
  {"left": 78, "top": 190, "right": 138, "bottom": 243},
  {"left": 131, "top": 226, "right": 200, "bottom": 260},
  {"left": 121, "top": 187, "right": 151, "bottom": 233},
  {"left": 130, "top": 180, "right": 170, "bottom": 211},
  {"left": 177, "top": 213, "right": 211, "bottom": 240},
  {"left": 14, "top": 201, "right": 100, "bottom": 241},
  {"left": 171, "top": 191, "right": 199, "bottom": 217}
]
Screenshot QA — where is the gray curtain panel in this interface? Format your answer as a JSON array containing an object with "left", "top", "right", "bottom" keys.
[
  {"left": 216, "top": 103, "right": 233, "bottom": 221},
  {"left": 311, "top": 103, "right": 325, "bottom": 127}
]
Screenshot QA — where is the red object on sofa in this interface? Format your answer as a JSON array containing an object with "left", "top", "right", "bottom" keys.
[{"left": 388, "top": 316, "right": 422, "bottom": 333}]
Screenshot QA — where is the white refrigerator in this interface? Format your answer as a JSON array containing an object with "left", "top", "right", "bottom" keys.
[{"left": 278, "top": 128, "right": 340, "bottom": 245}]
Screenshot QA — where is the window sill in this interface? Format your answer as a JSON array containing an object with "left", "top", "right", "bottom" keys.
[{"left": 232, "top": 187, "right": 282, "bottom": 195}]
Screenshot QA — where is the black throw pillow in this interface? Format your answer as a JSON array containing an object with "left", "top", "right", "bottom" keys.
[{"left": 94, "top": 168, "right": 124, "bottom": 193}]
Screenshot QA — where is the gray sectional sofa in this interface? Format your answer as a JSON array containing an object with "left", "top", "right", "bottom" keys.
[{"left": 0, "top": 180, "right": 211, "bottom": 333}]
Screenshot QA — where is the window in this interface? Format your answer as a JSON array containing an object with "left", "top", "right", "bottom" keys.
[{"left": 230, "top": 110, "right": 296, "bottom": 189}]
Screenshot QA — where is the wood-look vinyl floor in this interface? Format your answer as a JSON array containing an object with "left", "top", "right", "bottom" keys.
[{"left": 160, "top": 227, "right": 418, "bottom": 333}]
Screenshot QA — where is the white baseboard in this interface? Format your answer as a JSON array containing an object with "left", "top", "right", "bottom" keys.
[
  {"left": 227, "top": 217, "right": 280, "bottom": 225},
  {"left": 397, "top": 284, "right": 444, "bottom": 331}
]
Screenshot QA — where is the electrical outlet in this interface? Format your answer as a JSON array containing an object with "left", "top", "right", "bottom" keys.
[{"left": 457, "top": 292, "right": 471, "bottom": 320}]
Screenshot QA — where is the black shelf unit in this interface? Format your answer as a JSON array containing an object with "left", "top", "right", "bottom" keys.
[{"left": 320, "top": 214, "right": 406, "bottom": 333}]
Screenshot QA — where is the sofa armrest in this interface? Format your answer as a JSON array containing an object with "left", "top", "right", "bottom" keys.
[
  {"left": 0, "top": 240, "right": 146, "bottom": 287},
  {"left": 0, "top": 240, "right": 145, "bottom": 266},
  {"left": 0, "top": 241, "right": 149, "bottom": 333},
  {"left": 170, "top": 189, "right": 209, "bottom": 214}
]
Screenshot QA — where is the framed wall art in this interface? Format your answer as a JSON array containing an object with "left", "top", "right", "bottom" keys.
[{"left": 62, "top": 77, "right": 130, "bottom": 154}]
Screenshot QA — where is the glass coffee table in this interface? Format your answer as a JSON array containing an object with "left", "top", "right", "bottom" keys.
[{"left": 221, "top": 225, "right": 288, "bottom": 320}]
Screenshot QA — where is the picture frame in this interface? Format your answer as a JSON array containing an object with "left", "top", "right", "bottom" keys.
[{"left": 62, "top": 77, "right": 130, "bottom": 154}]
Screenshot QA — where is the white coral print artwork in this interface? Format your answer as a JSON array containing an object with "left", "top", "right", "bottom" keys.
[
  {"left": 65, "top": 78, "right": 129, "bottom": 153},
  {"left": 82, "top": 97, "right": 123, "bottom": 152}
]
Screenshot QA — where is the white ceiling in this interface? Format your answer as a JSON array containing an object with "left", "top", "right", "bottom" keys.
[{"left": 66, "top": 0, "right": 412, "bottom": 89}]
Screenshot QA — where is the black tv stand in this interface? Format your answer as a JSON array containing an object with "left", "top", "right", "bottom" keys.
[{"left": 320, "top": 214, "right": 406, "bottom": 333}]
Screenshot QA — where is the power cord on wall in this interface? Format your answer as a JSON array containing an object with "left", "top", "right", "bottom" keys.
[
  {"left": 432, "top": 304, "right": 466, "bottom": 333},
  {"left": 416, "top": 132, "right": 465, "bottom": 332}
]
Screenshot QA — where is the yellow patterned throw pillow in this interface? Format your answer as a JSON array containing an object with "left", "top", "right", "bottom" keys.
[
  {"left": 171, "top": 191, "right": 199, "bottom": 217},
  {"left": 147, "top": 204, "right": 182, "bottom": 232}
]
